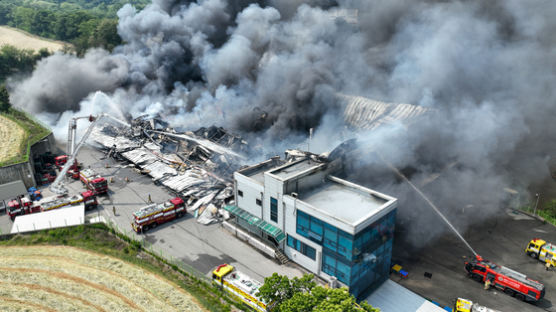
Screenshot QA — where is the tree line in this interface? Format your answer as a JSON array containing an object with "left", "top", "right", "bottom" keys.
[
  {"left": 0, "top": 0, "right": 148, "bottom": 55},
  {"left": 0, "top": 45, "right": 52, "bottom": 111}
]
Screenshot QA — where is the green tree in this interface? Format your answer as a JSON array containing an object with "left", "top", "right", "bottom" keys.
[
  {"left": 544, "top": 199, "right": 556, "bottom": 215},
  {"left": 257, "top": 273, "right": 316, "bottom": 304},
  {"left": 257, "top": 273, "right": 378, "bottom": 312},
  {"left": 0, "top": 85, "right": 11, "bottom": 112}
]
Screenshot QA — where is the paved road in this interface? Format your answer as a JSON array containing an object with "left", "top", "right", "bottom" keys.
[
  {"left": 393, "top": 209, "right": 556, "bottom": 312},
  {"left": 0, "top": 145, "right": 305, "bottom": 284}
]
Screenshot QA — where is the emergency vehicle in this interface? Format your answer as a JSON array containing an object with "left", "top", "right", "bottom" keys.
[
  {"left": 465, "top": 255, "right": 545, "bottom": 302},
  {"left": 453, "top": 298, "right": 500, "bottom": 312},
  {"left": 66, "top": 161, "right": 81, "bottom": 180},
  {"left": 212, "top": 264, "right": 274, "bottom": 312},
  {"left": 525, "top": 238, "right": 556, "bottom": 267},
  {"left": 79, "top": 169, "right": 108, "bottom": 195},
  {"left": 131, "top": 197, "right": 186, "bottom": 233},
  {"left": 54, "top": 155, "right": 68, "bottom": 169},
  {"left": 33, "top": 191, "right": 97, "bottom": 212},
  {"left": 7, "top": 197, "right": 39, "bottom": 220},
  {"left": 7, "top": 191, "right": 97, "bottom": 220}
]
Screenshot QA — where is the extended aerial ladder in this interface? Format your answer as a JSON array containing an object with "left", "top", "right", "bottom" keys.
[{"left": 50, "top": 113, "right": 130, "bottom": 195}]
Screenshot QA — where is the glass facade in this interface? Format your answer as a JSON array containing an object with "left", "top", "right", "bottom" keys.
[
  {"left": 296, "top": 209, "right": 396, "bottom": 298},
  {"left": 287, "top": 235, "right": 316, "bottom": 260},
  {"left": 270, "top": 197, "right": 278, "bottom": 222}
]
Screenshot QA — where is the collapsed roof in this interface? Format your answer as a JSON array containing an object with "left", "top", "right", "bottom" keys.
[{"left": 91, "top": 118, "right": 249, "bottom": 224}]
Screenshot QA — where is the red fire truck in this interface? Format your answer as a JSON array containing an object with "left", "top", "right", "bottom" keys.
[
  {"left": 55, "top": 155, "right": 68, "bottom": 169},
  {"left": 79, "top": 169, "right": 108, "bottom": 195},
  {"left": 7, "top": 197, "right": 40, "bottom": 220},
  {"left": 465, "top": 255, "right": 545, "bottom": 302},
  {"left": 131, "top": 197, "right": 186, "bottom": 233},
  {"left": 7, "top": 191, "right": 97, "bottom": 220}
]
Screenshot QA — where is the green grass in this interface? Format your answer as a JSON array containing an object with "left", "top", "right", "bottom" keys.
[
  {"left": 520, "top": 200, "right": 556, "bottom": 227},
  {"left": 0, "top": 223, "right": 242, "bottom": 312},
  {"left": 0, "top": 107, "right": 51, "bottom": 167}
]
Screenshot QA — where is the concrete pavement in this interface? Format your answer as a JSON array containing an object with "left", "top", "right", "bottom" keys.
[{"left": 0, "top": 145, "right": 305, "bottom": 284}]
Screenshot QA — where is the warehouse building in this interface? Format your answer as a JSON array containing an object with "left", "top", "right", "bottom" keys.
[{"left": 225, "top": 155, "right": 397, "bottom": 298}]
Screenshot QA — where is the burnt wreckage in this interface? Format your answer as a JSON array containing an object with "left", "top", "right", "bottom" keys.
[{"left": 91, "top": 116, "right": 250, "bottom": 224}]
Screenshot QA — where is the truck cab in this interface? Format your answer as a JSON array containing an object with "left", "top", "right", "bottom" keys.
[{"left": 526, "top": 238, "right": 556, "bottom": 266}]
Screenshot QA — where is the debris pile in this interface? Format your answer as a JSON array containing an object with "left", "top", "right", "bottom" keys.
[{"left": 92, "top": 117, "right": 248, "bottom": 224}]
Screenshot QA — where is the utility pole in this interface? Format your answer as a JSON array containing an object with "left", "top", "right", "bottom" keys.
[{"left": 534, "top": 193, "right": 540, "bottom": 215}]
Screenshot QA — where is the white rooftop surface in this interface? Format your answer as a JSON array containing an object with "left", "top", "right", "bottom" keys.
[
  {"left": 299, "top": 180, "right": 388, "bottom": 225},
  {"left": 11, "top": 205, "right": 85, "bottom": 234},
  {"left": 238, "top": 159, "right": 285, "bottom": 185},
  {"left": 366, "top": 279, "right": 446, "bottom": 312},
  {"left": 270, "top": 159, "right": 323, "bottom": 180}
]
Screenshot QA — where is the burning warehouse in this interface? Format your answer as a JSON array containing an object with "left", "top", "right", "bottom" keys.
[{"left": 91, "top": 117, "right": 249, "bottom": 224}]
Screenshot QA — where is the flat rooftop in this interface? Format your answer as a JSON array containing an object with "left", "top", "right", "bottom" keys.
[
  {"left": 298, "top": 177, "right": 391, "bottom": 226},
  {"left": 269, "top": 159, "right": 323, "bottom": 181},
  {"left": 237, "top": 158, "right": 285, "bottom": 185}
]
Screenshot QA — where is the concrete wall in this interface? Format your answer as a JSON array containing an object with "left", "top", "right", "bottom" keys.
[
  {"left": 234, "top": 173, "right": 264, "bottom": 218},
  {"left": 0, "top": 162, "right": 35, "bottom": 188},
  {"left": 263, "top": 173, "right": 284, "bottom": 230},
  {"left": 0, "top": 132, "right": 54, "bottom": 189}
]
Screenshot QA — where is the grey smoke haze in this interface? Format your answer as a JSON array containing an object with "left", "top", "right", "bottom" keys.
[{"left": 8, "top": 0, "right": 556, "bottom": 248}]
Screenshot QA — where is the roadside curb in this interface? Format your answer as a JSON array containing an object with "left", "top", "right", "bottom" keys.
[{"left": 517, "top": 209, "right": 546, "bottom": 223}]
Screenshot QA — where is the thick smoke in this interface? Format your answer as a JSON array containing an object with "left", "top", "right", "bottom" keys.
[{"left": 8, "top": 0, "right": 556, "bottom": 249}]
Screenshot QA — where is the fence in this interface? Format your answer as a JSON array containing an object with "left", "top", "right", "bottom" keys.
[{"left": 102, "top": 217, "right": 211, "bottom": 283}]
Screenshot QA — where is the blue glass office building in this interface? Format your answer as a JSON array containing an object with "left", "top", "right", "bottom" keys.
[
  {"left": 295, "top": 208, "right": 396, "bottom": 298},
  {"left": 231, "top": 157, "right": 398, "bottom": 300}
]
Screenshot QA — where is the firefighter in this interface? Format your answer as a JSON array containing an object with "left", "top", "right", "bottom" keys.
[
  {"left": 148, "top": 194, "right": 152, "bottom": 203},
  {"left": 546, "top": 261, "right": 552, "bottom": 271},
  {"left": 484, "top": 278, "right": 492, "bottom": 290}
]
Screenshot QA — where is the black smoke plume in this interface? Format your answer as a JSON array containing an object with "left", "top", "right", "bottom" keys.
[{"left": 8, "top": 0, "right": 556, "bottom": 247}]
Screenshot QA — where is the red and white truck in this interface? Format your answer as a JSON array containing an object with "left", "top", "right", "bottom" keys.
[
  {"left": 131, "top": 197, "right": 186, "bottom": 233},
  {"left": 7, "top": 197, "right": 40, "bottom": 220},
  {"left": 465, "top": 255, "right": 545, "bottom": 302},
  {"left": 54, "top": 155, "right": 68, "bottom": 169},
  {"left": 79, "top": 169, "right": 108, "bottom": 195},
  {"left": 7, "top": 191, "right": 97, "bottom": 221}
]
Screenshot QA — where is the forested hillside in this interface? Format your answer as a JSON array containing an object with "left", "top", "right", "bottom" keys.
[{"left": 0, "top": 0, "right": 150, "bottom": 54}]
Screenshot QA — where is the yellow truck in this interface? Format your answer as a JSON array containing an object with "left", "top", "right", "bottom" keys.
[
  {"left": 212, "top": 264, "right": 275, "bottom": 312},
  {"left": 453, "top": 298, "right": 500, "bottom": 312},
  {"left": 525, "top": 238, "right": 556, "bottom": 267}
]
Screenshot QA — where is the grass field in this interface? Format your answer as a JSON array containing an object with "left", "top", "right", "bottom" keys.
[
  {"left": 0, "top": 108, "right": 51, "bottom": 167},
  {"left": 0, "top": 115, "right": 26, "bottom": 164},
  {"left": 0, "top": 224, "right": 239, "bottom": 312},
  {"left": 0, "top": 26, "right": 67, "bottom": 52}
]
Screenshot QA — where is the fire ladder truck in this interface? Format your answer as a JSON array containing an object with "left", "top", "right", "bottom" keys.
[
  {"left": 34, "top": 191, "right": 97, "bottom": 212},
  {"left": 465, "top": 255, "right": 545, "bottom": 302},
  {"left": 131, "top": 197, "right": 186, "bottom": 233},
  {"left": 212, "top": 264, "right": 275, "bottom": 312},
  {"left": 50, "top": 113, "right": 129, "bottom": 196},
  {"left": 7, "top": 191, "right": 97, "bottom": 220}
]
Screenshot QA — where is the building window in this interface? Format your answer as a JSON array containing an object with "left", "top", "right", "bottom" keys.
[
  {"left": 296, "top": 210, "right": 326, "bottom": 244},
  {"left": 238, "top": 190, "right": 243, "bottom": 197},
  {"left": 270, "top": 197, "right": 278, "bottom": 222},
  {"left": 287, "top": 235, "right": 316, "bottom": 260},
  {"left": 256, "top": 198, "right": 262, "bottom": 206},
  {"left": 322, "top": 252, "right": 350, "bottom": 284}
]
